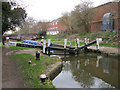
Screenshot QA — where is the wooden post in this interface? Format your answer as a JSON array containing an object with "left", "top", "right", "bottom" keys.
[
  {"left": 96, "top": 38, "right": 102, "bottom": 50},
  {"left": 76, "top": 38, "right": 79, "bottom": 54},
  {"left": 85, "top": 38, "right": 87, "bottom": 45},
  {"left": 48, "top": 39, "right": 51, "bottom": 47},
  {"left": 43, "top": 39, "right": 46, "bottom": 54},
  {"left": 64, "top": 39, "right": 67, "bottom": 55},
  {"left": 48, "top": 39, "right": 51, "bottom": 56},
  {"left": 77, "top": 38, "right": 79, "bottom": 48},
  {"left": 87, "top": 38, "right": 89, "bottom": 44},
  {"left": 64, "top": 39, "right": 67, "bottom": 48},
  {"left": 96, "top": 38, "right": 99, "bottom": 50}
]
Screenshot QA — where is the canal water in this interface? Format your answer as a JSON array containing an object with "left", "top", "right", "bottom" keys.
[{"left": 52, "top": 52, "right": 119, "bottom": 88}]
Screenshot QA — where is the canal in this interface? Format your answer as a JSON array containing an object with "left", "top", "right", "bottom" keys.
[{"left": 52, "top": 52, "right": 119, "bottom": 88}]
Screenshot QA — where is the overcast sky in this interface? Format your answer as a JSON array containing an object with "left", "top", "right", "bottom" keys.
[{"left": 16, "top": 0, "right": 113, "bottom": 22}]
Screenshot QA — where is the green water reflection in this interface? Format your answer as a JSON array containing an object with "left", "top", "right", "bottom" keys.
[{"left": 52, "top": 52, "right": 119, "bottom": 88}]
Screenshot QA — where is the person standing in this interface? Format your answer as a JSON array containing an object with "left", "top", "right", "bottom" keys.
[
  {"left": 36, "top": 35, "right": 38, "bottom": 40},
  {"left": 2, "top": 35, "right": 6, "bottom": 45}
]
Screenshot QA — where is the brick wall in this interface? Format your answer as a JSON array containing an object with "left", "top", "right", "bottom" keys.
[
  {"left": 90, "top": 2, "right": 119, "bottom": 32},
  {"left": 47, "top": 19, "right": 66, "bottom": 35},
  {"left": 118, "top": 2, "right": 120, "bottom": 31},
  {"left": 57, "top": 22, "right": 66, "bottom": 32},
  {"left": 47, "top": 2, "right": 119, "bottom": 34}
]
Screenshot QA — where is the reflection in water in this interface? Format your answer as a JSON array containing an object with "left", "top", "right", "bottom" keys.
[
  {"left": 84, "top": 59, "right": 89, "bottom": 66},
  {"left": 96, "top": 56, "right": 102, "bottom": 67},
  {"left": 52, "top": 52, "right": 119, "bottom": 88},
  {"left": 62, "top": 61, "right": 71, "bottom": 72},
  {"left": 102, "top": 58, "right": 111, "bottom": 74}
]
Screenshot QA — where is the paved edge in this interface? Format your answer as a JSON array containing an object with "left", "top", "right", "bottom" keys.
[
  {"left": 43, "top": 62, "right": 63, "bottom": 80},
  {"left": 87, "top": 46, "right": 119, "bottom": 56}
]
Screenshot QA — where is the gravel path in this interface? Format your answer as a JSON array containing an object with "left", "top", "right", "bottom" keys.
[{"left": 2, "top": 47, "right": 26, "bottom": 88}]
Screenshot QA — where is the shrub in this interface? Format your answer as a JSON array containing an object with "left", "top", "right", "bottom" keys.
[{"left": 38, "top": 30, "right": 46, "bottom": 37}]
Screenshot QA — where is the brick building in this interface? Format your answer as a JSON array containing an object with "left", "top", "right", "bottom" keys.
[
  {"left": 47, "top": 1, "right": 120, "bottom": 34},
  {"left": 90, "top": 1, "right": 120, "bottom": 32},
  {"left": 47, "top": 18, "right": 66, "bottom": 35}
]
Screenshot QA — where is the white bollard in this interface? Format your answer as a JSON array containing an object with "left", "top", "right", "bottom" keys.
[
  {"left": 6, "top": 37, "right": 9, "bottom": 40},
  {"left": 96, "top": 38, "right": 100, "bottom": 50},
  {"left": 43, "top": 39, "right": 46, "bottom": 53},
  {"left": 42, "top": 36, "right": 44, "bottom": 39},
  {"left": 64, "top": 39, "right": 67, "bottom": 48},
  {"left": 77, "top": 38, "right": 79, "bottom": 47},
  {"left": 87, "top": 38, "right": 89, "bottom": 43},
  {"left": 97, "top": 38, "right": 102, "bottom": 50},
  {"left": 64, "top": 39, "right": 67, "bottom": 55},
  {"left": 98, "top": 38, "right": 102, "bottom": 42},
  {"left": 48, "top": 39, "right": 51, "bottom": 47},
  {"left": 85, "top": 38, "right": 87, "bottom": 45}
]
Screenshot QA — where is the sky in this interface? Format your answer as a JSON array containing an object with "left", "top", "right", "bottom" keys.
[{"left": 16, "top": 0, "right": 113, "bottom": 22}]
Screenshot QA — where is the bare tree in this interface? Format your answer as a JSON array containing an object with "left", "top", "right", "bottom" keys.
[
  {"left": 32, "top": 21, "right": 49, "bottom": 33},
  {"left": 60, "top": 0, "right": 94, "bottom": 33},
  {"left": 71, "top": 0, "right": 94, "bottom": 33},
  {"left": 17, "top": 17, "right": 36, "bottom": 34},
  {"left": 60, "top": 12, "right": 74, "bottom": 33}
]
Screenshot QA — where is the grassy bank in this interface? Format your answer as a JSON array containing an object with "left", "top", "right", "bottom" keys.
[
  {"left": 8, "top": 41, "right": 61, "bottom": 88},
  {"left": 45, "top": 35, "right": 85, "bottom": 46},
  {"left": 46, "top": 32, "right": 118, "bottom": 48},
  {"left": 78, "top": 32, "right": 118, "bottom": 48},
  {"left": 10, "top": 46, "right": 33, "bottom": 51},
  {"left": 1, "top": 42, "right": 6, "bottom": 47},
  {"left": 10, "top": 53, "right": 61, "bottom": 88},
  {"left": 52, "top": 41, "right": 85, "bottom": 46},
  {"left": 82, "top": 32, "right": 118, "bottom": 48},
  {"left": 45, "top": 35, "right": 56, "bottom": 39}
]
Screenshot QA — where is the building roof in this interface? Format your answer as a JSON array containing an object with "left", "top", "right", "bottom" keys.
[{"left": 95, "top": 1, "right": 119, "bottom": 9}]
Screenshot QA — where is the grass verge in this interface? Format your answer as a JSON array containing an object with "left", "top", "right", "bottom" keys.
[
  {"left": 53, "top": 32, "right": 118, "bottom": 48},
  {"left": 10, "top": 53, "right": 61, "bottom": 88},
  {"left": 52, "top": 41, "right": 85, "bottom": 46},
  {"left": 10, "top": 46, "right": 34, "bottom": 51},
  {"left": 0, "top": 42, "right": 5, "bottom": 47},
  {"left": 45, "top": 35, "right": 56, "bottom": 39}
]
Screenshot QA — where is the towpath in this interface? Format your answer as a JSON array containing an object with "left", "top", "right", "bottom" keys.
[{"left": 2, "top": 46, "right": 26, "bottom": 88}]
